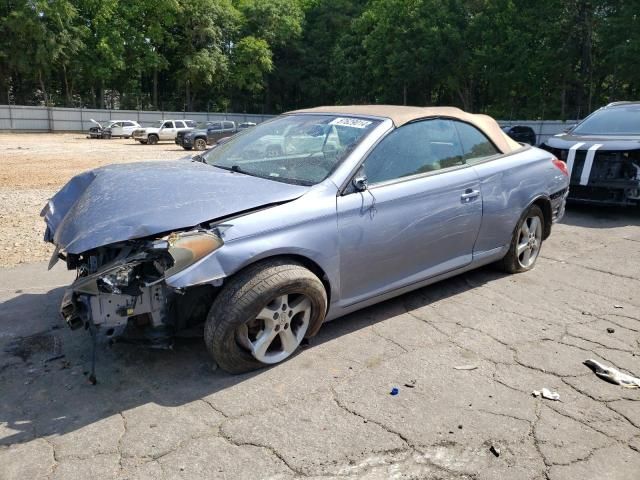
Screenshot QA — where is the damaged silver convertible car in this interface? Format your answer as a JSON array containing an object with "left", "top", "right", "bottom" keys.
[{"left": 42, "top": 105, "right": 569, "bottom": 373}]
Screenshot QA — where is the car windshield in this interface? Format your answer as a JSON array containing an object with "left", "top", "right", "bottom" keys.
[
  {"left": 202, "top": 114, "right": 380, "bottom": 186},
  {"left": 572, "top": 107, "right": 640, "bottom": 135}
]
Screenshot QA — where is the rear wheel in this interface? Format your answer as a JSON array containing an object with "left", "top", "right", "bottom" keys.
[
  {"left": 147, "top": 134, "right": 158, "bottom": 145},
  {"left": 194, "top": 138, "right": 207, "bottom": 151},
  {"left": 498, "top": 204, "right": 544, "bottom": 273},
  {"left": 204, "top": 259, "right": 327, "bottom": 374}
]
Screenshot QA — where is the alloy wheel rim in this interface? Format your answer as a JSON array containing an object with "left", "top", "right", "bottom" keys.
[
  {"left": 516, "top": 215, "right": 542, "bottom": 268},
  {"left": 236, "top": 293, "right": 311, "bottom": 364}
]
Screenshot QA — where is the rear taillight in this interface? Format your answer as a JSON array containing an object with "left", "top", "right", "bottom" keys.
[{"left": 552, "top": 158, "right": 569, "bottom": 176}]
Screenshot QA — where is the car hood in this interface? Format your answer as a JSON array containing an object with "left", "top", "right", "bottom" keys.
[
  {"left": 546, "top": 133, "right": 640, "bottom": 151},
  {"left": 90, "top": 118, "right": 103, "bottom": 129},
  {"left": 42, "top": 160, "right": 309, "bottom": 254}
]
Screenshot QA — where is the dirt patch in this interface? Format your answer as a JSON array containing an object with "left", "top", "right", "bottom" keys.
[{"left": 0, "top": 133, "right": 194, "bottom": 266}]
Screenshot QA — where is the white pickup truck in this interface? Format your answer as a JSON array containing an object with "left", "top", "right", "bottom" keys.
[{"left": 132, "top": 120, "right": 197, "bottom": 144}]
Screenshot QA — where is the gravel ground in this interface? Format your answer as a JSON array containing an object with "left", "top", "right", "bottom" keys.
[{"left": 0, "top": 133, "right": 191, "bottom": 267}]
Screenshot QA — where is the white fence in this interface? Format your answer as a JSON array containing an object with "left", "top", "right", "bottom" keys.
[
  {"left": 0, "top": 105, "right": 274, "bottom": 133},
  {"left": 0, "top": 105, "right": 575, "bottom": 145},
  {"left": 498, "top": 120, "right": 576, "bottom": 146}
]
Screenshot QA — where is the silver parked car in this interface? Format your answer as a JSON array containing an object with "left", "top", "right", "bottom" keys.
[{"left": 42, "top": 106, "right": 569, "bottom": 374}]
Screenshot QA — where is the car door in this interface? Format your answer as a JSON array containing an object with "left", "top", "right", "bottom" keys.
[
  {"left": 122, "top": 122, "right": 136, "bottom": 136},
  {"left": 109, "top": 122, "right": 122, "bottom": 136},
  {"left": 455, "top": 120, "right": 540, "bottom": 255},
  {"left": 336, "top": 118, "right": 483, "bottom": 306},
  {"left": 207, "top": 122, "right": 224, "bottom": 143},
  {"left": 159, "top": 121, "right": 175, "bottom": 140}
]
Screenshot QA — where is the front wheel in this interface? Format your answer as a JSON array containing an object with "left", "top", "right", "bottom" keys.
[
  {"left": 147, "top": 134, "right": 158, "bottom": 145},
  {"left": 204, "top": 260, "right": 327, "bottom": 374},
  {"left": 194, "top": 138, "right": 207, "bottom": 151},
  {"left": 498, "top": 204, "right": 544, "bottom": 273}
]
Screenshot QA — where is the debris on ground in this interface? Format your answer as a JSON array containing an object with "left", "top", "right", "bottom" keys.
[
  {"left": 454, "top": 365, "right": 478, "bottom": 371},
  {"left": 614, "top": 305, "right": 623, "bottom": 309},
  {"left": 606, "top": 327, "right": 615, "bottom": 334},
  {"left": 44, "top": 354, "right": 65, "bottom": 363},
  {"left": 404, "top": 379, "right": 417, "bottom": 388},
  {"left": 532, "top": 388, "right": 561, "bottom": 401},
  {"left": 490, "top": 445, "right": 501, "bottom": 457},
  {"left": 390, "top": 387, "right": 399, "bottom": 396},
  {"left": 583, "top": 359, "right": 640, "bottom": 388}
]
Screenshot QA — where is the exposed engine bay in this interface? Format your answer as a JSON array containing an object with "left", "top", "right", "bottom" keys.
[
  {"left": 542, "top": 145, "right": 640, "bottom": 205},
  {"left": 59, "top": 230, "right": 223, "bottom": 347}
]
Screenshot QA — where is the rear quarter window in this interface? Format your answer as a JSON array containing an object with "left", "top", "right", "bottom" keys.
[{"left": 454, "top": 121, "right": 500, "bottom": 164}]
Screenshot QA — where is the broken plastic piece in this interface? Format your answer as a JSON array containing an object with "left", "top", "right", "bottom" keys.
[
  {"left": 583, "top": 359, "right": 640, "bottom": 388},
  {"left": 390, "top": 387, "right": 399, "bottom": 396},
  {"left": 404, "top": 379, "right": 417, "bottom": 388},
  {"left": 454, "top": 365, "right": 478, "bottom": 371},
  {"left": 490, "top": 445, "right": 500, "bottom": 457},
  {"left": 606, "top": 327, "right": 615, "bottom": 334},
  {"left": 532, "top": 388, "right": 560, "bottom": 401}
]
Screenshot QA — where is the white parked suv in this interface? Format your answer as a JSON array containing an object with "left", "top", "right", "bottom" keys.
[{"left": 132, "top": 120, "right": 197, "bottom": 144}]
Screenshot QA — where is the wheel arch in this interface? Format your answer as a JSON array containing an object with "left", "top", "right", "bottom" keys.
[
  {"left": 223, "top": 253, "right": 332, "bottom": 337},
  {"left": 530, "top": 195, "right": 552, "bottom": 239}
]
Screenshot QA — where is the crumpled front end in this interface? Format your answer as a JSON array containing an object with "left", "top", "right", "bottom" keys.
[
  {"left": 542, "top": 139, "right": 640, "bottom": 206},
  {"left": 59, "top": 230, "right": 224, "bottom": 346}
]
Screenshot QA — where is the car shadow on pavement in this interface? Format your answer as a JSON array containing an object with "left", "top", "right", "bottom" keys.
[
  {"left": 562, "top": 203, "right": 640, "bottom": 229},
  {"left": 0, "top": 267, "right": 505, "bottom": 447}
]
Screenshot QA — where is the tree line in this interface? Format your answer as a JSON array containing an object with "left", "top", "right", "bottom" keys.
[{"left": 1, "top": 0, "right": 638, "bottom": 119}]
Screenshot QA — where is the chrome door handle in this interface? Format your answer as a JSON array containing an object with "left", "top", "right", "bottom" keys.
[{"left": 461, "top": 189, "right": 480, "bottom": 202}]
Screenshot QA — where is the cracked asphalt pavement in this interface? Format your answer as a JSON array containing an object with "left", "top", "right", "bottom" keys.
[{"left": 1, "top": 205, "right": 639, "bottom": 479}]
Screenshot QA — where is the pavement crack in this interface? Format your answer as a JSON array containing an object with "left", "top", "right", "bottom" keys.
[
  {"left": 42, "top": 437, "right": 59, "bottom": 480},
  {"left": 117, "top": 412, "right": 127, "bottom": 472},
  {"left": 217, "top": 424, "right": 304, "bottom": 477},
  {"left": 330, "top": 387, "right": 412, "bottom": 449},
  {"left": 199, "top": 398, "right": 230, "bottom": 418},
  {"left": 542, "top": 257, "right": 640, "bottom": 282},
  {"left": 370, "top": 325, "right": 410, "bottom": 353}
]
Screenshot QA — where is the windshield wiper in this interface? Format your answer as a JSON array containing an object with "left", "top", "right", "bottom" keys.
[{"left": 212, "top": 164, "right": 253, "bottom": 176}]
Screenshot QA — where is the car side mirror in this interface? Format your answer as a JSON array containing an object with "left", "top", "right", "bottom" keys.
[
  {"left": 563, "top": 124, "right": 576, "bottom": 133},
  {"left": 352, "top": 175, "right": 368, "bottom": 192}
]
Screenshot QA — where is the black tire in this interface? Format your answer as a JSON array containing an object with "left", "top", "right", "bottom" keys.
[
  {"left": 147, "top": 134, "right": 159, "bottom": 145},
  {"left": 498, "top": 204, "right": 545, "bottom": 273},
  {"left": 194, "top": 138, "right": 207, "bottom": 151},
  {"left": 182, "top": 146, "right": 193, "bottom": 151},
  {"left": 103, "top": 132, "right": 112, "bottom": 139},
  {"left": 138, "top": 139, "right": 148, "bottom": 145},
  {"left": 204, "top": 259, "right": 327, "bottom": 374}
]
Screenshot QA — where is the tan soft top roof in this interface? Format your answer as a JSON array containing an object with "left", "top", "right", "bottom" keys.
[{"left": 289, "top": 105, "right": 521, "bottom": 153}]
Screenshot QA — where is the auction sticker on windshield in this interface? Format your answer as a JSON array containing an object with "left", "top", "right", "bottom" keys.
[{"left": 329, "top": 117, "right": 373, "bottom": 129}]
